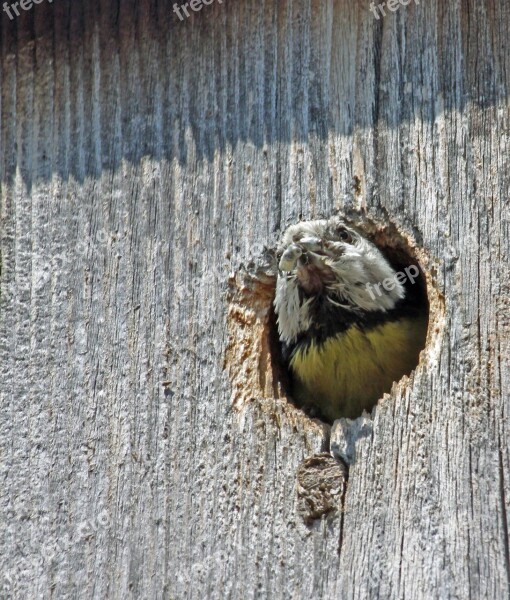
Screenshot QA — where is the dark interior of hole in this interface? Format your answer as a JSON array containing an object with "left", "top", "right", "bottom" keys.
[
  {"left": 380, "top": 245, "right": 430, "bottom": 319},
  {"left": 268, "top": 240, "right": 430, "bottom": 424},
  {"left": 267, "top": 303, "right": 294, "bottom": 399}
]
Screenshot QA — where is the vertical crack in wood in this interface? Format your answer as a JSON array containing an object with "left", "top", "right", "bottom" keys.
[
  {"left": 337, "top": 462, "right": 349, "bottom": 558},
  {"left": 498, "top": 437, "right": 510, "bottom": 594}
]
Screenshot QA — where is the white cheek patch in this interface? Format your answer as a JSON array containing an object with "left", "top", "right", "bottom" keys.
[
  {"left": 274, "top": 276, "right": 312, "bottom": 344},
  {"left": 327, "top": 241, "right": 406, "bottom": 311}
]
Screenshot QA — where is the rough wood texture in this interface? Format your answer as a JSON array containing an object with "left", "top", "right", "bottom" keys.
[{"left": 1, "top": 1, "right": 509, "bottom": 598}]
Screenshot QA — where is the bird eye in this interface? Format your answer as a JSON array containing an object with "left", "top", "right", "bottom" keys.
[{"left": 337, "top": 228, "right": 353, "bottom": 243}]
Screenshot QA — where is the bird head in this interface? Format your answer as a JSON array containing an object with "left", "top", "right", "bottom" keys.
[{"left": 274, "top": 218, "right": 406, "bottom": 344}]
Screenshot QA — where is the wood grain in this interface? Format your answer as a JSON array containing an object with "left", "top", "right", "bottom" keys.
[{"left": 1, "top": 0, "right": 509, "bottom": 598}]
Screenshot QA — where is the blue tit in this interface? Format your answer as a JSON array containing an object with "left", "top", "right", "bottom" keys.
[{"left": 274, "top": 218, "right": 428, "bottom": 422}]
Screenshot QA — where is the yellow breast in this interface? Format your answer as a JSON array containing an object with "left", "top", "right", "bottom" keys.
[{"left": 289, "top": 316, "right": 427, "bottom": 421}]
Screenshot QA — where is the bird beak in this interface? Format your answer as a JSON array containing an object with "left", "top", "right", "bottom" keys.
[{"left": 279, "top": 237, "right": 341, "bottom": 273}]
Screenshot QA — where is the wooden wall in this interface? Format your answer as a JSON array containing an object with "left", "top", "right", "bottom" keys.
[{"left": 1, "top": 0, "right": 509, "bottom": 598}]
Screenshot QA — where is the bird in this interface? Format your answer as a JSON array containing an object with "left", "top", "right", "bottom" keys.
[{"left": 273, "top": 217, "right": 428, "bottom": 422}]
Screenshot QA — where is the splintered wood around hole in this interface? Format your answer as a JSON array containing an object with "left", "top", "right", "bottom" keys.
[{"left": 224, "top": 270, "right": 287, "bottom": 412}]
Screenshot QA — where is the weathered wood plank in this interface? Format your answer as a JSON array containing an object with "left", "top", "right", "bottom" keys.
[{"left": 0, "top": 1, "right": 509, "bottom": 598}]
